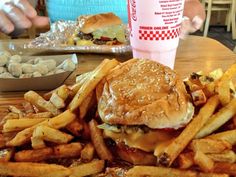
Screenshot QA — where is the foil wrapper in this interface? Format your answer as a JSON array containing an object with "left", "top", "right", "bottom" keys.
[{"left": 26, "top": 21, "right": 131, "bottom": 54}]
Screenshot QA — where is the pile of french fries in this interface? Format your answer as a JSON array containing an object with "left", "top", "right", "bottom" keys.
[{"left": 1, "top": 59, "right": 236, "bottom": 177}]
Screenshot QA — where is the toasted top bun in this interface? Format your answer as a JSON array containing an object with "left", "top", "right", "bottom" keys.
[
  {"left": 79, "top": 12, "right": 122, "bottom": 34},
  {"left": 98, "top": 59, "right": 194, "bottom": 129}
]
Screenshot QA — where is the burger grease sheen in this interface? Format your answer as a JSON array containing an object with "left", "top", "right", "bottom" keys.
[{"left": 97, "top": 59, "right": 194, "bottom": 152}]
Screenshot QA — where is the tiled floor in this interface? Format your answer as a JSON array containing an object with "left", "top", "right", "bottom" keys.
[{"left": 193, "top": 26, "right": 236, "bottom": 51}]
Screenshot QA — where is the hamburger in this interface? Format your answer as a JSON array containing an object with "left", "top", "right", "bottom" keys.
[
  {"left": 68, "top": 13, "right": 126, "bottom": 46},
  {"left": 97, "top": 59, "right": 194, "bottom": 165}
]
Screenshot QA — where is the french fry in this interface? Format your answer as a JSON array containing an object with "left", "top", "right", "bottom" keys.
[
  {"left": 191, "top": 89, "right": 207, "bottom": 106},
  {"left": 1, "top": 112, "right": 19, "bottom": 120},
  {"left": 198, "top": 68, "right": 223, "bottom": 97},
  {"left": 229, "top": 81, "right": 235, "bottom": 94},
  {"left": 89, "top": 119, "right": 113, "bottom": 161},
  {"left": 217, "top": 64, "right": 236, "bottom": 105},
  {"left": 186, "top": 81, "right": 202, "bottom": 95},
  {"left": 15, "top": 143, "right": 82, "bottom": 162},
  {"left": 0, "top": 112, "right": 19, "bottom": 128},
  {"left": 68, "top": 59, "right": 119, "bottom": 111},
  {"left": 198, "top": 74, "right": 213, "bottom": 86},
  {"left": 212, "top": 162, "right": 236, "bottom": 176},
  {"left": 204, "top": 82, "right": 217, "bottom": 97},
  {"left": 8, "top": 105, "right": 23, "bottom": 117},
  {"left": 2, "top": 131, "right": 16, "bottom": 141},
  {"left": 22, "top": 101, "right": 35, "bottom": 114},
  {"left": 70, "top": 79, "right": 87, "bottom": 97},
  {"left": 207, "top": 150, "right": 236, "bottom": 163},
  {"left": 24, "top": 90, "right": 61, "bottom": 116},
  {"left": 69, "top": 160, "right": 104, "bottom": 177},
  {"left": 50, "top": 93, "right": 66, "bottom": 109},
  {"left": 208, "top": 68, "right": 224, "bottom": 80},
  {"left": 31, "top": 136, "right": 46, "bottom": 149},
  {"left": 189, "top": 139, "right": 232, "bottom": 154},
  {"left": 43, "top": 88, "right": 58, "bottom": 101},
  {"left": 218, "top": 80, "right": 231, "bottom": 106},
  {"left": 43, "top": 85, "right": 70, "bottom": 101},
  {"left": 71, "top": 72, "right": 91, "bottom": 96},
  {"left": 46, "top": 110, "right": 76, "bottom": 129},
  {"left": 104, "top": 58, "right": 136, "bottom": 81},
  {"left": 207, "top": 130, "right": 236, "bottom": 145},
  {"left": 57, "top": 84, "right": 70, "bottom": 101},
  {"left": 32, "top": 104, "right": 40, "bottom": 113},
  {"left": 51, "top": 143, "right": 82, "bottom": 159},
  {"left": 66, "top": 119, "right": 83, "bottom": 136},
  {"left": 79, "top": 91, "right": 96, "bottom": 119},
  {"left": 219, "top": 63, "right": 236, "bottom": 81},
  {"left": 32, "top": 125, "right": 73, "bottom": 145},
  {"left": 3, "top": 118, "right": 47, "bottom": 133},
  {"left": 196, "top": 97, "right": 236, "bottom": 138},
  {"left": 178, "top": 151, "right": 236, "bottom": 169},
  {"left": 0, "top": 162, "right": 71, "bottom": 177},
  {"left": 233, "top": 115, "right": 236, "bottom": 128},
  {"left": 7, "top": 110, "right": 76, "bottom": 146},
  {"left": 6, "top": 122, "right": 49, "bottom": 147},
  {"left": 154, "top": 139, "right": 173, "bottom": 157},
  {"left": 75, "top": 72, "right": 91, "bottom": 84},
  {"left": 197, "top": 172, "right": 229, "bottom": 177},
  {"left": 81, "top": 143, "right": 95, "bottom": 162},
  {"left": 157, "top": 95, "right": 219, "bottom": 166},
  {"left": 126, "top": 166, "right": 229, "bottom": 177},
  {"left": 0, "top": 148, "right": 14, "bottom": 162},
  {"left": 0, "top": 134, "right": 6, "bottom": 148},
  {"left": 14, "top": 147, "right": 53, "bottom": 162},
  {"left": 81, "top": 120, "right": 90, "bottom": 139},
  {"left": 96, "top": 79, "right": 105, "bottom": 102},
  {"left": 194, "top": 151, "right": 214, "bottom": 172},
  {"left": 178, "top": 152, "right": 194, "bottom": 169},
  {"left": 24, "top": 112, "right": 53, "bottom": 119}
]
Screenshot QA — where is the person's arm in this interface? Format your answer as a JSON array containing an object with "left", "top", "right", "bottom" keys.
[
  {"left": 181, "top": 0, "right": 206, "bottom": 38},
  {"left": 0, "top": 0, "right": 49, "bottom": 34}
]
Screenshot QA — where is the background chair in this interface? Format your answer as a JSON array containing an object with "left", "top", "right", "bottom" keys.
[{"left": 202, "top": 0, "right": 236, "bottom": 39}]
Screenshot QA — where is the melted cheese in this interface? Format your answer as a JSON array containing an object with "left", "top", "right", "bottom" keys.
[
  {"left": 104, "top": 129, "right": 177, "bottom": 152},
  {"left": 76, "top": 40, "right": 94, "bottom": 46}
]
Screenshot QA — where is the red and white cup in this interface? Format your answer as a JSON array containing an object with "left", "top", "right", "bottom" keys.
[{"left": 128, "top": 0, "right": 185, "bottom": 69}]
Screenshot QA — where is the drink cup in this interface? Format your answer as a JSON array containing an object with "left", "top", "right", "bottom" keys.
[{"left": 127, "top": 0, "right": 185, "bottom": 69}]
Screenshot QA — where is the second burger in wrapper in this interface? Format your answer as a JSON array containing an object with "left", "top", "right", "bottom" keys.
[
  {"left": 68, "top": 13, "right": 127, "bottom": 46},
  {"left": 97, "top": 59, "right": 194, "bottom": 165}
]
